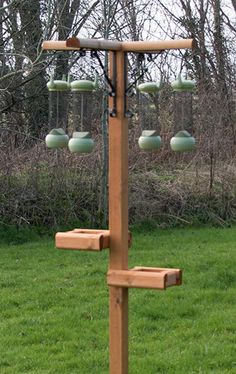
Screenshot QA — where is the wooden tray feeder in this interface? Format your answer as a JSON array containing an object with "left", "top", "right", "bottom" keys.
[
  {"left": 107, "top": 266, "right": 182, "bottom": 290},
  {"left": 56, "top": 228, "right": 132, "bottom": 251}
]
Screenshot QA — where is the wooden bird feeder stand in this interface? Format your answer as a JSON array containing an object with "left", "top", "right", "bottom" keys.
[{"left": 42, "top": 36, "right": 195, "bottom": 374}]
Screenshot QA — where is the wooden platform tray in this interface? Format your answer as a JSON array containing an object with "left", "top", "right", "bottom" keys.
[
  {"left": 107, "top": 266, "right": 182, "bottom": 290},
  {"left": 56, "top": 229, "right": 132, "bottom": 251}
]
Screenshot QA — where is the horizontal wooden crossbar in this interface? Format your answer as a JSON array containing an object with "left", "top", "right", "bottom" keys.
[
  {"left": 107, "top": 267, "right": 182, "bottom": 290},
  {"left": 122, "top": 39, "right": 195, "bottom": 53},
  {"left": 55, "top": 229, "right": 132, "bottom": 251},
  {"left": 42, "top": 37, "right": 122, "bottom": 51},
  {"left": 42, "top": 37, "right": 195, "bottom": 53}
]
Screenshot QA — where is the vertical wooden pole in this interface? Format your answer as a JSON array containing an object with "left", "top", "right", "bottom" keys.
[{"left": 108, "top": 51, "right": 129, "bottom": 374}]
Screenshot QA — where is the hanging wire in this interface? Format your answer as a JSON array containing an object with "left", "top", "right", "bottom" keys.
[
  {"left": 80, "top": 94, "right": 84, "bottom": 132},
  {"left": 56, "top": 91, "right": 59, "bottom": 128},
  {"left": 126, "top": 50, "right": 165, "bottom": 95}
]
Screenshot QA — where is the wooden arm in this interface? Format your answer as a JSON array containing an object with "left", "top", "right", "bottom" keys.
[
  {"left": 121, "top": 38, "right": 196, "bottom": 52},
  {"left": 42, "top": 37, "right": 122, "bottom": 51},
  {"left": 42, "top": 37, "right": 196, "bottom": 53}
]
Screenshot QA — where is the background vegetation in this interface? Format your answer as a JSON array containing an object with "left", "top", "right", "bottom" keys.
[
  {"left": 1, "top": 227, "right": 235, "bottom": 373},
  {"left": 0, "top": 0, "right": 236, "bottom": 229}
]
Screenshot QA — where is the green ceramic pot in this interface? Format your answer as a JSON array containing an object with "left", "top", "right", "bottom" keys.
[
  {"left": 137, "top": 81, "right": 161, "bottom": 94},
  {"left": 171, "top": 75, "right": 195, "bottom": 92},
  {"left": 47, "top": 74, "right": 70, "bottom": 91},
  {"left": 170, "top": 130, "right": 196, "bottom": 152},
  {"left": 138, "top": 130, "right": 162, "bottom": 151},
  {"left": 70, "top": 74, "right": 98, "bottom": 92},
  {"left": 68, "top": 132, "right": 94, "bottom": 153},
  {"left": 45, "top": 128, "right": 69, "bottom": 149}
]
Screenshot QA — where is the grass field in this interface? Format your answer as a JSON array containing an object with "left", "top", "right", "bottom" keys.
[{"left": 0, "top": 227, "right": 235, "bottom": 373}]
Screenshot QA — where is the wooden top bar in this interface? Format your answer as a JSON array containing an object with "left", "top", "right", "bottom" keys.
[
  {"left": 42, "top": 37, "right": 195, "bottom": 53},
  {"left": 42, "top": 40, "right": 77, "bottom": 51},
  {"left": 42, "top": 37, "right": 122, "bottom": 51},
  {"left": 122, "top": 38, "right": 195, "bottom": 52}
]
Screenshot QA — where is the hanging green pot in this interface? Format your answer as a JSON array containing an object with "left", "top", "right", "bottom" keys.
[
  {"left": 68, "top": 132, "right": 94, "bottom": 153},
  {"left": 170, "top": 130, "right": 196, "bottom": 152},
  {"left": 45, "top": 128, "right": 69, "bottom": 149},
  {"left": 138, "top": 130, "right": 162, "bottom": 151},
  {"left": 137, "top": 80, "right": 162, "bottom": 94},
  {"left": 47, "top": 74, "right": 70, "bottom": 91},
  {"left": 171, "top": 75, "right": 195, "bottom": 92},
  {"left": 70, "top": 74, "right": 98, "bottom": 92}
]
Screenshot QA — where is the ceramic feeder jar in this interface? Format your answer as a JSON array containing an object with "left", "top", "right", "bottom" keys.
[
  {"left": 170, "top": 130, "right": 195, "bottom": 152},
  {"left": 68, "top": 132, "right": 94, "bottom": 153},
  {"left": 45, "top": 128, "right": 69, "bottom": 149},
  {"left": 171, "top": 74, "right": 195, "bottom": 92},
  {"left": 46, "top": 74, "right": 70, "bottom": 92},
  {"left": 138, "top": 130, "right": 162, "bottom": 151},
  {"left": 70, "top": 74, "right": 98, "bottom": 92},
  {"left": 137, "top": 80, "right": 162, "bottom": 94},
  {"left": 46, "top": 74, "right": 70, "bottom": 144}
]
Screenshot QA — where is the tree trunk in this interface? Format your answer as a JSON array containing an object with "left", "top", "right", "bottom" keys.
[
  {"left": 19, "top": 1, "right": 48, "bottom": 137},
  {"left": 212, "top": 0, "right": 233, "bottom": 140}
]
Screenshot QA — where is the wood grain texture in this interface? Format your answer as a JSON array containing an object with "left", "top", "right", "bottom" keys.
[{"left": 108, "top": 50, "right": 129, "bottom": 374}]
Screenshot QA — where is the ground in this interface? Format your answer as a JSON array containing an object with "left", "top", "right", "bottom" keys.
[{"left": 0, "top": 227, "right": 235, "bottom": 373}]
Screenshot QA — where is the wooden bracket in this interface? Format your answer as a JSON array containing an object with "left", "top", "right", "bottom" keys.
[
  {"left": 56, "top": 229, "right": 132, "bottom": 251},
  {"left": 107, "top": 266, "right": 182, "bottom": 290}
]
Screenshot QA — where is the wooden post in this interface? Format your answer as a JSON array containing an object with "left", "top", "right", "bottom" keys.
[{"left": 108, "top": 50, "right": 129, "bottom": 374}]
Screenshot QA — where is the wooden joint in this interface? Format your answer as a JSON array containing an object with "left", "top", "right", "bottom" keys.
[
  {"left": 107, "top": 267, "right": 182, "bottom": 290},
  {"left": 55, "top": 228, "right": 132, "bottom": 251},
  {"left": 66, "top": 37, "right": 81, "bottom": 49}
]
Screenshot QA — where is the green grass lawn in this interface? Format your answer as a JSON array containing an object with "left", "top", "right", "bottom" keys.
[{"left": 0, "top": 227, "right": 235, "bottom": 373}]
